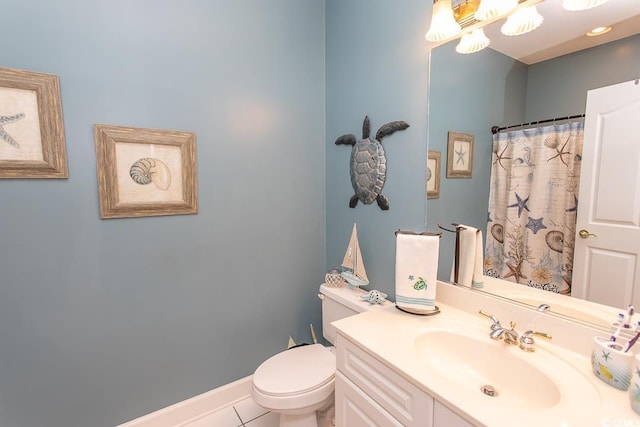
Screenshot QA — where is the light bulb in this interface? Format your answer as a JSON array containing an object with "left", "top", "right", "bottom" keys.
[
  {"left": 562, "top": 0, "right": 608, "bottom": 11},
  {"left": 426, "top": 0, "right": 462, "bottom": 42},
  {"left": 501, "top": 5, "right": 544, "bottom": 36},
  {"left": 455, "top": 28, "right": 490, "bottom": 54},
  {"left": 475, "top": 0, "right": 518, "bottom": 21}
]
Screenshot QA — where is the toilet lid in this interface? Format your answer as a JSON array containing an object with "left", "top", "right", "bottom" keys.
[{"left": 253, "top": 344, "right": 335, "bottom": 397}]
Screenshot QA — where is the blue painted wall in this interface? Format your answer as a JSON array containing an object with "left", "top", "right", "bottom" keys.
[
  {"left": 325, "top": 0, "right": 527, "bottom": 290},
  {"left": 428, "top": 42, "right": 527, "bottom": 280},
  {"left": 325, "top": 0, "right": 430, "bottom": 298},
  {"left": 0, "top": 1, "right": 325, "bottom": 426},
  {"left": 526, "top": 34, "right": 640, "bottom": 120},
  {"left": 2, "top": 2, "right": 638, "bottom": 426}
]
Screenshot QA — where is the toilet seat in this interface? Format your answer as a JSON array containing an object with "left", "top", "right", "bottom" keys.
[{"left": 253, "top": 344, "right": 335, "bottom": 397}]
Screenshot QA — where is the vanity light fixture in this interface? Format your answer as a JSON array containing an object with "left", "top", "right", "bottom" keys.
[
  {"left": 426, "top": 0, "right": 462, "bottom": 42},
  {"left": 474, "top": 0, "right": 518, "bottom": 21},
  {"left": 562, "top": 0, "right": 608, "bottom": 11},
  {"left": 500, "top": 5, "right": 544, "bottom": 36},
  {"left": 455, "top": 28, "right": 490, "bottom": 54},
  {"left": 425, "top": 0, "right": 547, "bottom": 55},
  {"left": 586, "top": 25, "right": 612, "bottom": 36}
]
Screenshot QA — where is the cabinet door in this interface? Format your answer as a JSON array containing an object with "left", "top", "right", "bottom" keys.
[
  {"left": 335, "top": 372, "right": 404, "bottom": 427},
  {"left": 336, "top": 334, "right": 434, "bottom": 426},
  {"left": 433, "top": 400, "right": 475, "bottom": 427}
]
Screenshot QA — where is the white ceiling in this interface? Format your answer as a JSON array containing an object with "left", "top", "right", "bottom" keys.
[{"left": 484, "top": 0, "right": 640, "bottom": 64}]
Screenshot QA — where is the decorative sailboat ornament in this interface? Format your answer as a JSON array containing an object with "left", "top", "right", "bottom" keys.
[{"left": 340, "top": 223, "right": 369, "bottom": 288}]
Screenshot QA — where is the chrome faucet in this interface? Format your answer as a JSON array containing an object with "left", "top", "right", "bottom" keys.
[
  {"left": 478, "top": 310, "right": 502, "bottom": 333},
  {"left": 479, "top": 310, "right": 552, "bottom": 352},
  {"left": 537, "top": 303, "right": 550, "bottom": 312},
  {"left": 519, "top": 330, "right": 552, "bottom": 352},
  {"left": 489, "top": 326, "right": 505, "bottom": 340},
  {"left": 503, "top": 321, "right": 519, "bottom": 345},
  {"left": 479, "top": 310, "right": 518, "bottom": 345}
]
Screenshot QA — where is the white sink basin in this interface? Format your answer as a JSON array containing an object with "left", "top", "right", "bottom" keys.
[
  {"left": 413, "top": 319, "right": 601, "bottom": 413},
  {"left": 415, "top": 329, "right": 559, "bottom": 408}
]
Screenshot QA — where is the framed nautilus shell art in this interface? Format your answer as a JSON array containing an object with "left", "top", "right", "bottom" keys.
[
  {"left": 93, "top": 124, "right": 198, "bottom": 219},
  {"left": 0, "top": 67, "right": 68, "bottom": 178}
]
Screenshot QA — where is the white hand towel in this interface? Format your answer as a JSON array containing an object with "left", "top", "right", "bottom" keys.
[
  {"left": 450, "top": 225, "right": 484, "bottom": 289},
  {"left": 395, "top": 232, "right": 440, "bottom": 314}
]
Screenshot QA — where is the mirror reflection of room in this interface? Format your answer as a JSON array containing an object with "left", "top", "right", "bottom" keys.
[{"left": 427, "top": 0, "right": 640, "bottom": 309}]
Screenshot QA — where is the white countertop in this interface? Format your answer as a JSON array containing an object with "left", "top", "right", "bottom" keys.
[{"left": 332, "top": 298, "right": 640, "bottom": 427}]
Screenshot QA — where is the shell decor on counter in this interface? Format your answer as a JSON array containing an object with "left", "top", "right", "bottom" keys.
[
  {"left": 360, "top": 290, "right": 387, "bottom": 304},
  {"left": 325, "top": 268, "right": 346, "bottom": 288}
]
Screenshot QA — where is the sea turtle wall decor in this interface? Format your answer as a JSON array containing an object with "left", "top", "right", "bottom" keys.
[{"left": 335, "top": 116, "right": 409, "bottom": 210}]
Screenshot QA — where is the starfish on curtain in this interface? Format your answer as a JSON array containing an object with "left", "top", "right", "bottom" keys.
[
  {"left": 546, "top": 134, "right": 572, "bottom": 166},
  {"left": 526, "top": 217, "right": 547, "bottom": 234},
  {"left": 493, "top": 142, "right": 512, "bottom": 171},
  {"left": 508, "top": 192, "right": 530, "bottom": 218},
  {"left": 565, "top": 195, "right": 578, "bottom": 213},
  {"left": 504, "top": 261, "right": 527, "bottom": 282}
]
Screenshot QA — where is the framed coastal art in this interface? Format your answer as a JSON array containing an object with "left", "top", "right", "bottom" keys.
[
  {"left": 446, "top": 131, "right": 474, "bottom": 178},
  {"left": 427, "top": 150, "right": 441, "bottom": 199},
  {"left": 0, "top": 67, "right": 68, "bottom": 178},
  {"left": 94, "top": 124, "right": 198, "bottom": 219}
]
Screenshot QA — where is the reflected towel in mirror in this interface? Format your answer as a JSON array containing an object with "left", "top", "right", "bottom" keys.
[{"left": 451, "top": 225, "right": 484, "bottom": 289}]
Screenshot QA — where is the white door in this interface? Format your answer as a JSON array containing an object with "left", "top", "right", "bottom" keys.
[{"left": 572, "top": 79, "right": 640, "bottom": 308}]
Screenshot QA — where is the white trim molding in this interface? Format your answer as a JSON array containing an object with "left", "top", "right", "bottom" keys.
[{"left": 117, "top": 375, "right": 252, "bottom": 427}]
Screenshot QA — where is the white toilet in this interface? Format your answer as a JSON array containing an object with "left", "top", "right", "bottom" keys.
[{"left": 251, "top": 284, "right": 389, "bottom": 427}]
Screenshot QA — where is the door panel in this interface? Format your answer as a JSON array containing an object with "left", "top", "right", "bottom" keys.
[{"left": 573, "top": 79, "right": 640, "bottom": 307}]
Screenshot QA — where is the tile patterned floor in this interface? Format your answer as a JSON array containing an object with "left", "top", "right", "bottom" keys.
[
  {"left": 181, "top": 396, "right": 334, "bottom": 427},
  {"left": 180, "top": 396, "right": 277, "bottom": 427}
]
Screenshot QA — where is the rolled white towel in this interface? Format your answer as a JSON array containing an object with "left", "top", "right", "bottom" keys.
[
  {"left": 395, "top": 231, "right": 441, "bottom": 313},
  {"left": 450, "top": 225, "right": 484, "bottom": 289}
]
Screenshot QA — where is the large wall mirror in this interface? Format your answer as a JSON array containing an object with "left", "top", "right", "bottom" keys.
[{"left": 426, "top": 0, "right": 640, "bottom": 330}]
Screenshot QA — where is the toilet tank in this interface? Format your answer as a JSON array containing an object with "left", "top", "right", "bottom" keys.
[{"left": 319, "top": 284, "right": 389, "bottom": 345}]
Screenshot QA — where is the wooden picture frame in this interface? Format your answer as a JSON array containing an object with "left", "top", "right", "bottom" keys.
[
  {"left": 94, "top": 124, "right": 198, "bottom": 219},
  {"left": 446, "top": 131, "right": 474, "bottom": 178},
  {"left": 427, "top": 150, "right": 441, "bottom": 199},
  {"left": 0, "top": 67, "right": 68, "bottom": 178}
]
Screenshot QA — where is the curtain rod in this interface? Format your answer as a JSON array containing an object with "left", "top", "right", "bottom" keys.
[{"left": 491, "top": 113, "right": 585, "bottom": 135}]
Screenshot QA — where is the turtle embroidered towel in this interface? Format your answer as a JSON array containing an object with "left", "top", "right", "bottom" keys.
[
  {"left": 450, "top": 225, "right": 484, "bottom": 289},
  {"left": 395, "top": 231, "right": 441, "bottom": 314}
]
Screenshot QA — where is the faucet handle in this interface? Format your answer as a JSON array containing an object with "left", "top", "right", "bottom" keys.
[
  {"left": 504, "top": 321, "right": 519, "bottom": 345},
  {"left": 478, "top": 310, "right": 501, "bottom": 328},
  {"left": 519, "top": 330, "right": 552, "bottom": 352}
]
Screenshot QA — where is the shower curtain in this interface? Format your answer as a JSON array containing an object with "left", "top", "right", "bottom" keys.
[{"left": 484, "top": 121, "right": 584, "bottom": 295}]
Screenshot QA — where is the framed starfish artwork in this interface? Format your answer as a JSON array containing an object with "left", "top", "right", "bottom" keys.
[
  {"left": 446, "top": 131, "right": 474, "bottom": 178},
  {"left": 0, "top": 67, "right": 68, "bottom": 178},
  {"left": 94, "top": 124, "right": 198, "bottom": 219},
  {"left": 426, "top": 150, "right": 441, "bottom": 199}
]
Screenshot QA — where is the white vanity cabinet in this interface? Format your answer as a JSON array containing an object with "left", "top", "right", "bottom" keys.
[
  {"left": 433, "top": 401, "right": 475, "bottom": 427},
  {"left": 335, "top": 333, "right": 475, "bottom": 427},
  {"left": 335, "top": 373, "right": 405, "bottom": 427}
]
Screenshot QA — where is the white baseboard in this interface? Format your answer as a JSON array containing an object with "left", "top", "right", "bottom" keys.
[{"left": 117, "top": 375, "right": 252, "bottom": 427}]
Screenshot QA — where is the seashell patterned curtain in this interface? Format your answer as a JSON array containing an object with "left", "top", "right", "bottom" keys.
[{"left": 484, "top": 121, "right": 584, "bottom": 295}]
